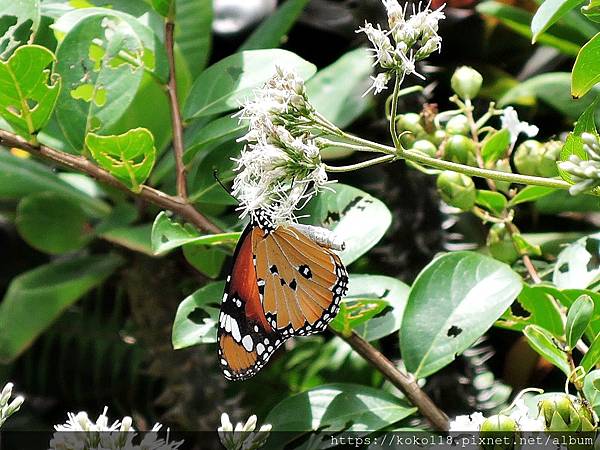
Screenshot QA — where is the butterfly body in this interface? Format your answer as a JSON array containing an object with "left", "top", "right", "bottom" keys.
[{"left": 218, "top": 217, "right": 348, "bottom": 381}]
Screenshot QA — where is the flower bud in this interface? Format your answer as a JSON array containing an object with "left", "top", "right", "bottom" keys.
[
  {"left": 537, "top": 140, "right": 561, "bottom": 178},
  {"left": 537, "top": 394, "right": 594, "bottom": 431},
  {"left": 480, "top": 414, "right": 519, "bottom": 432},
  {"left": 494, "top": 159, "right": 512, "bottom": 193},
  {"left": 514, "top": 140, "right": 543, "bottom": 176},
  {"left": 436, "top": 171, "right": 476, "bottom": 211},
  {"left": 479, "top": 415, "right": 519, "bottom": 450},
  {"left": 445, "top": 114, "right": 470, "bottom": 136},
  {"left": 0, "top": 383, "right": 13, "bottom": 406},
  {"left": 487, "top": 223, "right": 518, "bottom": 264},
  {"left": 444, "top": 135, "right": 477, "bottom": 166},
  {"left": 412, "top": 139, "right": 437, "bottom": 157},
  {"left": 451, "top": 66, "right": 483, "bottom": 100},
  {"left": 396, "top": 113, "right": 425, "bottom": 136},
  {"left": 431, "top": 129, "right": 447, "bottom": 145},
  {"left": 6, "top": 396, "right": 24, "bottom": 417}
]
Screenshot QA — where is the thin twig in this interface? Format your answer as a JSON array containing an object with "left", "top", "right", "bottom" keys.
[
  {"left": 0, "top": 129, "right": 221, "bottom": 234},
  {"left": 164, "top": 16, "right": 188, "bottom": 200},
  {"left": 338, "top": 331, "right": 449, "bottom": 431}
]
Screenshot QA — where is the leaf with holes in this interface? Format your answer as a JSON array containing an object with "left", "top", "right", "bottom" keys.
[
  {"left": 302, "top": 184, "right": 392, "bottom": 265},
  {"left": 0, "top": 0, "right": 40, "bottom": 58},
  {"left": 86, "top": 128, "right": 156, "bottom": 192},
  {"left": 151, "top": 211, "right": 240, "bottom": 255},
  {"left": 329, "top": 298, "right": 389, "bottom": 337},
  {"left": 553, "top": 233, "right": 600, "bottom": 289},
  {"left": 55, "top": 14, "right": 145, "bottom": 150},
  {"left": 0, "top": 254, "right": 123, "bottom": 363},
  {"left": 401, "top": 252, "right": 522, "bottom": 378},
  {"left": 172, "top": 281, "right": 223, "bottom": 348},
  {"left": 0, "top": 45, "right": 61, "bottom": 138},
  {"left": 345, "top": 274, "right": 409, "bottom": 342}
]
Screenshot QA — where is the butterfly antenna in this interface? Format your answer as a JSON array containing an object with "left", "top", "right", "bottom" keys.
[{"left": 213, "top": 169, "right": 239, "bottom": 203}]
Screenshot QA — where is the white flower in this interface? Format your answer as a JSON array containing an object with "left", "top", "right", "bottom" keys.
[
  {"left": 0, "top": 382, "right": 24, "bottom": 429},
  {"left": 356, "top": 22, "right": 395, "bottom": 68},
  {"left": 234, "top": 69, "right": 330, "bottom": 225},
  {"left": 50, "top": 407, "right": 183, "bottom": 450},
  {"left": 510, "top": 399, "right": 545, "bottom": 431},
  {"left": 218, "top": 413, "right": 272, "bottom": 450},
  {"left": 449, "top": 412, "right": 485, "bottom": 431},
  {"left": 364, "top": 73, "right": 392, "bottom": 96},
  {"left": 501, "top": 106, "right": 539, "bottom": 144}
]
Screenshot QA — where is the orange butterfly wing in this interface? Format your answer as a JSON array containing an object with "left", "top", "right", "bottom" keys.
[{"left": 254, "top": 224, "right": 348, "bottom": 336}]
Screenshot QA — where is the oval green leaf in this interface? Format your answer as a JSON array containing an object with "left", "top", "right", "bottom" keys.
[
  {"left": 581, "top": 331, "right": 600, "bottom": 371},
  {"left": 301, "top": 184, "right": 392, "bottom": 265},
  {"left": 531, "top": 0, "right": 586, "bottom": 43},
  {"left": 566, "top": 294, "right": 594, "bottom": 349},
  {"left": 572, "top": 33, "right": 600, "bottom": 98},
  {"left": 401, "top": 251, "right": 522, "bottom": 378},
  {"left": 183, "top": 49, "right": 316, "bottom": 119},
  {"left": 524, "top": 324, "right": 570, "bottom": 375}
]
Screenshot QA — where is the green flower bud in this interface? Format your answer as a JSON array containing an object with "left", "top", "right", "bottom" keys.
[
  {"left": 444, "top": 135, "right": 477, "bottom": 166},
  {"left": 479, "top": 415, "right": 518, "bottom": 450},
  {"left": 494, "top": 159, "right": 512, "bottom": 193},
  {"left": 514, "top": 140, "right": 543, "bottom": 176},
  {"left": 437, "top": 171, "right": 476, "bottom": 211},
  {"left": 451, "top": 66, "right": 483, "bottom": 100},
  {"left": 412, "top": 139, "right": 438, "bottom": 157},
  {"left": 537, "top": 140, "right": 562, "bottom": 178},
  {"left": 487, "top": 223, "right": 518, "bottom": 264},
  {"left": 445, "top": 114, "right": 470, "bottom": 136},
  {"left": 431, "top": 129, "right": 447, "bottom": 145},
  {"left": 537, "top": 394, "right": 593, "bottom": 432},
  {"left": 397, "top": 113, "right": 425, "bottom": 136}
]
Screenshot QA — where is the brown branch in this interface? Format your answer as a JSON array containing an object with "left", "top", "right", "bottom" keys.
[
  {"left": 0, "top": 129, "right": 221, "bottom": 234},
  {"left": 336, "top": 330, "right": 449, "bottom": 431},
  {"left": 164, "top": 16, "right": 188, "bottom": 200}
]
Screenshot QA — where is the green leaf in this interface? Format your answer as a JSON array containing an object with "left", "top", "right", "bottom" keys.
[
  {"left": 531, "top": 0, "right": 585, "bottom": 42},
  {"left": 263, "top": 383, "right": 416, "bottom": 449},
  {"left": 150, "top": 0, "right": 172, "bottom": 16},
  {"left": 0, "top": 45, "right": 61, "bottom": 138},
  {"left": 182, "top": 244, "right": 227, "bottom": 278},
  {"left": 0, "top": 254, "right": 123, "bottom": 363},
  {"left": 0, "top": 150, "right": 110, "bottom": 217},
  {"left": 524, "top": 324, "right": 571, "bottom": 375},
  {"left": 0, "top": 0, "right": 41, "bottom": 58},
  {"left": 86, "top": 128, "right": 156, "bottom": 192},
  {"left": 475, "top": 190, "right": 508, "bottom": 215},
  {"left": 239, "top": 0, "right": 310, "bottom": 51},
  {"left": 16, "top": 192, "right": 92, "bottom": 254},
  {"left": 582, "top": 0, "right": 600, "bottom": 22},
  {"left": 183, "top": 49, "right": 317, "bottom": 119},
  {"left": 583, "top": 370, "right": 600, "bottom": 416},
  {"left": 329, "top": 297, "right": 389, "bottom": 336},
  {"left": 481, "top": 129, "right": 511, "bottom": 165},
  {"left": 497, "top": 284, "right": 564, "bottom": 336},
  {"left": 172, "top": 281, "right": 223, "bottom": 348},
  {"left": 183, "top": 115, "right": 246, "bottom": 164},
  {"left": 348, "top": 274, "right": 410, "bottom": 342},
  {"left": 55, "top": 14, "right": 145, "bottom": 150},
  {"left": 100, "top": 223, "right": 153, "bottom": 255},
  {"left": 499, "top": 72, "right": 600, "bottom": 120},
  {"left": 476, "top": 2, "right": 584, "bottom": 56},
  {"left": 151, "top": 211, "right": 239, "bottom": 255},
  {"left": 401, "top": 252, "right": 522, "bottom": 378},
  {"left": 52, "top": 8, "right": 168, "bottom": 82},
  {"left": 553, "top": 233, "right": 600, "bottom": 289},
  {"left": 581, "top": 331, "right": 600, "bottom": 371},
  {"left": 306, "top": 48, "right": 373, "bottom": 129},
  {"left": 566, "top": 294, "right": 594, "bottom": 349},
  {"left": 572, "top": 33, "right": 600, "bottom": 98},
  {"left": 175, "top": 0, "right": 212, "bottom": 77},
  {"left": 302, "top": 184, "right": 392, "bottom": 265},
  {"left": 509, "top": 186, "right": 557, "bottom": 206}
]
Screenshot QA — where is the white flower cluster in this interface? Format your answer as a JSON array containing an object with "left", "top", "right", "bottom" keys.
[
  {"left": 357, "top": 0, "right": 446, "bottom": 95},
  {"left": 449, "top": 399, "right": 544, "bottom": 432},
  {"left": 50, "top": 407, "right": 183, "bottom": 450},
  {"left": 218, "top": 413, "right": 272, "bottom": 450},
  {"left": 500, "top": 106, "right": 539, "bottom": 145},
  {"left": 0, "top": 382, "right": 24, "bottom": 429},
  {"left": 234, "top": 67, "right": 329, "bottom": 226},
  {"left": 559, "top": 132, "right": 600, "bottom": 195}
]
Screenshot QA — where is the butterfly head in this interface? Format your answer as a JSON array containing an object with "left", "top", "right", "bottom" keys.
[{"left": 250, "top": 208, "right": 276, "bottom": 234}]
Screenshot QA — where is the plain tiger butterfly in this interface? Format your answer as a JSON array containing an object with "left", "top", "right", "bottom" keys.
[{"left": 218, "top": 209, "right": 349, "bottom": 381}]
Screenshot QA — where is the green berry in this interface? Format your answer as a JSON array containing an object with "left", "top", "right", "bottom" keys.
[
  {"left": 412, "top": 139, "right": 437, "bottom": 157},
  {"left": 436, "top": 171, "right": 476, "bottom": 211},
  {"left": 487, "top": 223, "right": 518, "bottom": 264},
  {"left": 451, "top": 66, "right": 483, "bottom": 100},
  {"left": 445, "top": 135, "right": 477, "bottom": 166},
  {"left": 445, "top": 114, "right": 470, "bottom": 136}
]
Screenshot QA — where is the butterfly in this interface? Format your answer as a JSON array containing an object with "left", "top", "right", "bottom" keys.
[{"left": 217, "top": 209, "right": 349, "bottom": 381}]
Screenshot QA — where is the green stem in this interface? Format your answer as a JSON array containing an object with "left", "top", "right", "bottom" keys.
[
  {"left": 319, "top": 139, "right": 386, "bottom": 153},
  {"left": 389, "top": 75, "right": 402, "bottom": 151},
  {"left": 324, "top": 154, "right": 396, "bottom": 172}
]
